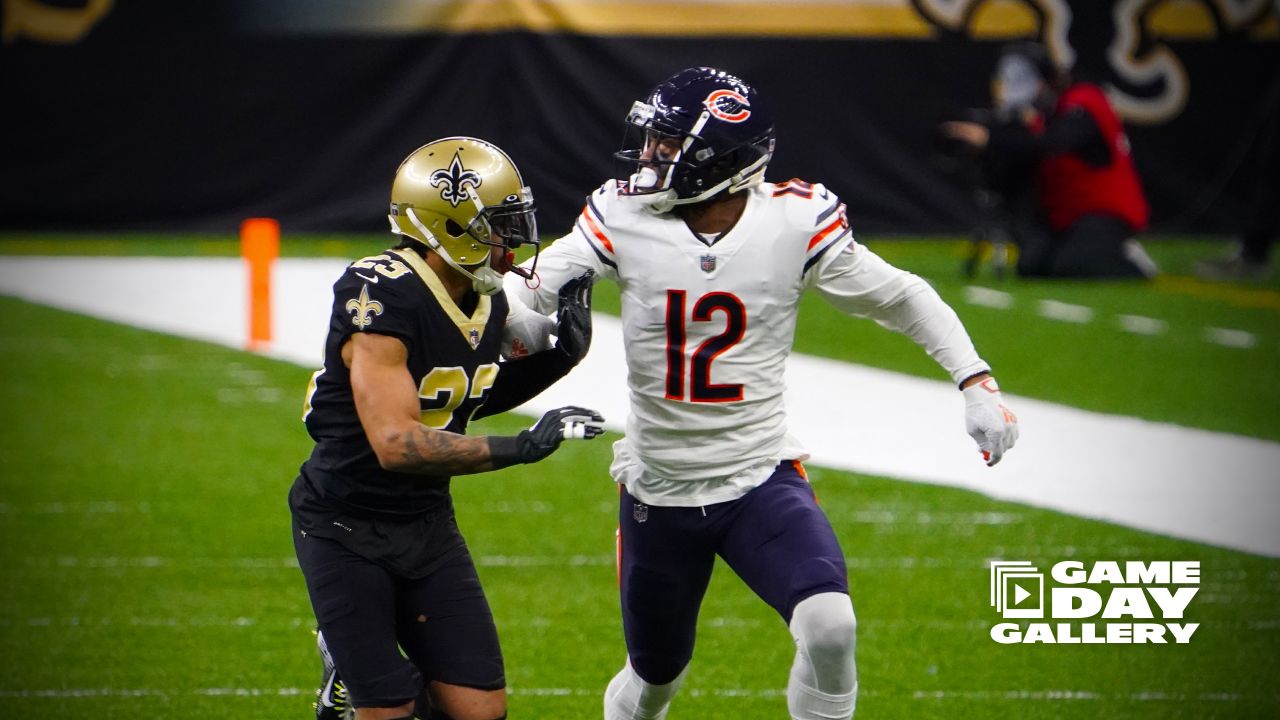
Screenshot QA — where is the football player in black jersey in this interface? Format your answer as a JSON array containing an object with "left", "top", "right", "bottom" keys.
[{"left": 291, "top": 137, "right": 604, "bottom": 720}]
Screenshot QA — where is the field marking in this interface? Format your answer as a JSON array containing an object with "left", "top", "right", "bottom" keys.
[
  {"left": 962, "top": 286, "right": 1266, "bottom": 348},
  {"left": 17, "top": 553, "right": 1280, "bottom": 581},
  {"left": 1116, "top": 314, "right": 1168, "bottom": 336},
  {"left": 0, "top": 501, "right": 154, "bottom": 514},
  {"left": 1152, "top": 275, "right": 1280, "bottom": 312},
  {"left": 826, "top": 509, "right": 1023, "bottom": 525},
  {"left": 964, "top": 285, "right": 1014, "bottom": 309},
  {"left": 0, "top": 687, "right": 1273, "bottom": 703},
  {"left": 1204, "top": 327, "right": 1258, "bottom": 349},
  {"left": 3, "top": 258, "right": 1279, "bottom": 558},
  {"left": 1037, "top": 299, "right": 1094, "bottom": 323}
]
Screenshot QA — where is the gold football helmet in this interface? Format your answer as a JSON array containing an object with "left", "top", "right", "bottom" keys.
[{"left": 388, "top": 137, "right": 538, "bottom": 295}]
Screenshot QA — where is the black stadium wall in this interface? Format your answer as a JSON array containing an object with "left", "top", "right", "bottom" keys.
[{"left": 1, "top": 0, "right": 1277, "bottom": 236}]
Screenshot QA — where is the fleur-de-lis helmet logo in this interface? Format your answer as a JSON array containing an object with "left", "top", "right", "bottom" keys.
[
  {"left": 345, "top": 283, "right": 384, "bottom": 329},
  {"left": 430, "top": 151, "right": 484, "bottom": 207}
]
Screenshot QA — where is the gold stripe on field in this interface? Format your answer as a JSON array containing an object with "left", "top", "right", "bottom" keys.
[{"left": 1153, "top": 275, "right": 1280, "bottom": 312}]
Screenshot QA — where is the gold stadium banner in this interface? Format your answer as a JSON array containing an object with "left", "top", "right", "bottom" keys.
[{"left": 235, "top": 0, "right": 1277, "bottom": 41}]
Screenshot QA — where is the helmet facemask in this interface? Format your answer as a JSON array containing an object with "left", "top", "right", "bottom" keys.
[
  {"left": 395, "top": 190, "right": 539, "bottom": 296},
  {"left": 464, "top": 186, "right": 540, "bottom": 283},
  {"left": 614, "top": 75, "right": 776, "bottom": 214}
]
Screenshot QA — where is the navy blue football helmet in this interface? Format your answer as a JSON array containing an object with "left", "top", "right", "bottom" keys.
[{"left": 615, "top": 67, "right": 775, "bottom": 211}]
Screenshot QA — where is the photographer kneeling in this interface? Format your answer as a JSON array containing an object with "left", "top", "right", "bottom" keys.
[{"left": 941, "top": 43, "right": 1158, "bottom": 279}]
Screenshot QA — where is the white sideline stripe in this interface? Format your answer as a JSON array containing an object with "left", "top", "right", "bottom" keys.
[{"left": 2, "top": 257, "right": 1278, "bottom": 557}]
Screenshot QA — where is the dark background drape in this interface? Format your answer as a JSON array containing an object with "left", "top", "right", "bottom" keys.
[{"left": 2, "top": 1, "right": 1276, "bottom": 236}]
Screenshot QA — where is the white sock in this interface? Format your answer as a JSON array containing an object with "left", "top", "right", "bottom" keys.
[
  {"left": 603, "top": 659, "right": 687, "bottom": 720},
  {"left": 787, "top": 592, "right": 857, "bottom": 720}
]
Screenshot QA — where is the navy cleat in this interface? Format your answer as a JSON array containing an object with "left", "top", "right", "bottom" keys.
[{"left": 314, "top": 630, "right": 354, "bottom": 720}]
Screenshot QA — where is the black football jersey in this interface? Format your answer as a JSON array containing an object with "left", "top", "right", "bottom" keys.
[{"left": 294, "top": 249, "right": 509, "bottom": 517}]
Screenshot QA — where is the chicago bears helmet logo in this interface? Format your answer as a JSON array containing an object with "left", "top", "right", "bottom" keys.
[{"left": 703, "top": 89, "right": 751, "bottom": 123}]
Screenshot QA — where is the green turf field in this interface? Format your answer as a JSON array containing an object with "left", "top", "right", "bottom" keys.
[{"left": 1, "top": 236, "right": 1277, "bottom": 718}]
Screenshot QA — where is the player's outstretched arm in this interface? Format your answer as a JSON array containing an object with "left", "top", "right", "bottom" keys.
[
  {"left": 348, "top": 332, "right": 603, "bottom": 475},
  {"left": 813, "top": 243, "right": 1019, "bottom": 465}
]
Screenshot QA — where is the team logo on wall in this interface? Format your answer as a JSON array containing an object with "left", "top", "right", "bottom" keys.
[
  {"left": 703, "top": 89, "right": 752, "bottom": 123},
  {"left": 430, "top": 151, "right": 483, "bottom": 207},
  {"left": 909, "top": 0, "right": 1277, "bottom": 125},
  {"left": 345, "top": 284, "right": 384, "bottom": 329}
]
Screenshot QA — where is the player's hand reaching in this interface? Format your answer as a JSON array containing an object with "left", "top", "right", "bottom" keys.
[
  {"left": 488, "top": 406, "right": 605, "bottom": 467},
  {"left": 962, "top": 375, "right": 1019, "bottom": 466},
  {"left": 554, "top": 270, "right": 595, "bottom": 366}
]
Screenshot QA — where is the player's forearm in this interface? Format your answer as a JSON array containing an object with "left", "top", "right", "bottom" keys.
[
  {"left": 473, "top": 349, "right": 573, "bottom": 420},
  {"left": 816, "top": 247, "right": 989, "bottom": 385},
  {"left": 880, "top": 281, "right": 990, "bottom": 385},
  {"left": 374, "top": 423, "right": 500, "bottom": 475}
]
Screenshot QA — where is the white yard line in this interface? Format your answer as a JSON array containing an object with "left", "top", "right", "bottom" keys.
[
  {"left": 2, "top": 257, "right": 1278, "bottom": 557},
  {"left": 0, "top": 686, "right": 1272, "bottom": 702}
]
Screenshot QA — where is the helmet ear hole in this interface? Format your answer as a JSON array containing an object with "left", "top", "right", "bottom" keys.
[{"left": 445, "top": 218, "right": 467, "bottom": 238}]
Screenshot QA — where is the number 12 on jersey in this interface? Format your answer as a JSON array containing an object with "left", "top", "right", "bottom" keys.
[{"left": 664, "top": 289, "right": 746, "bottom": 403}]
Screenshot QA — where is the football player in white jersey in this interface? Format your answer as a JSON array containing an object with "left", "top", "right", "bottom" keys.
[{"left": 505, "top": 67, "right": 1019, "bottom": 720}]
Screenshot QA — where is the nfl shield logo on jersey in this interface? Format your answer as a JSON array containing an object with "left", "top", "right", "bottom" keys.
[
  {"left": 633, "top": 502, "right": 649, "bottom": 524},
  {"left": 699, "top": 254, "right": 716, "bottom": 273},
  {"left": 469, "top": 328, "right": 480, "bottom": 348}
]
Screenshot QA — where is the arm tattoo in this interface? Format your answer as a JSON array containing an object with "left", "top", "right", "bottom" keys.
[{"left": 391, "top": 424, "right": 494, "bottom": 475}]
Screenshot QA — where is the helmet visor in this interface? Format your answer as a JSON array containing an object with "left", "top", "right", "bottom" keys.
[
  {"left": 465, "top": 186, "right": 539, "bottom": 279},
  {"left": 614, "top": 101, "right": 711, "bottom": 195}
]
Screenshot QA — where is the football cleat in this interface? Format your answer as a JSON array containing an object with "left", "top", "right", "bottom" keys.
[{"left": 314, "top": 630, "right": 354, "bottom": 720}]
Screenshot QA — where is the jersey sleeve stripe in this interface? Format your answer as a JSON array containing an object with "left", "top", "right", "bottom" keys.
[
  {"left": 814, "top": 200, "right": 842, "bottom": 226},
  {"left": 579, "top": 206, "right": 616, "bottom": 255},
  {"left": 807, "top": 215, "right": 846, "bottom": 251},
  {"left": 575, "top": 214, "right": 619, "bottom": 270},
  {"left": 586, "top": 194, "right": 608, "bottom": 226},
  {"left": 803, "top": 228, "right": 852, "bottom": 274}
]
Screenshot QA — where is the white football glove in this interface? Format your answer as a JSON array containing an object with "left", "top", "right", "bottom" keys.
[{"left": 962, "top": 376, "right": 1019, "bottom": 466}]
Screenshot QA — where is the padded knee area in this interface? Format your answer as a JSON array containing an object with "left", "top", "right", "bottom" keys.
[{"left": 790, "top": 592, "right": 857, "bottom": 694}]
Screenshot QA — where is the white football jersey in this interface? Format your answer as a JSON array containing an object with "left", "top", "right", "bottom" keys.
[{"left": 507, "top": 179, "right": 987, "bottom": 506}]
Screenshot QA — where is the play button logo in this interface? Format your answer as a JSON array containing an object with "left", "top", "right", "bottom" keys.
[{"left": 990, "top": 561, "right": 1045, "bottom": 618}]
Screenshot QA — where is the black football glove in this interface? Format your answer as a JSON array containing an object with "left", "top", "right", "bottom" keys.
[
  {"left": 488, "top": 406, "right": 605, "bottom": 467},
  {"left": 554, "top": 270, "right": 595, "bottom": 366}
]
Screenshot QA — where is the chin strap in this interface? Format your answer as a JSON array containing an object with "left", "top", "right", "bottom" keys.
[{"left": 403, "top": 208, "right": 504, "bottom": 296}]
